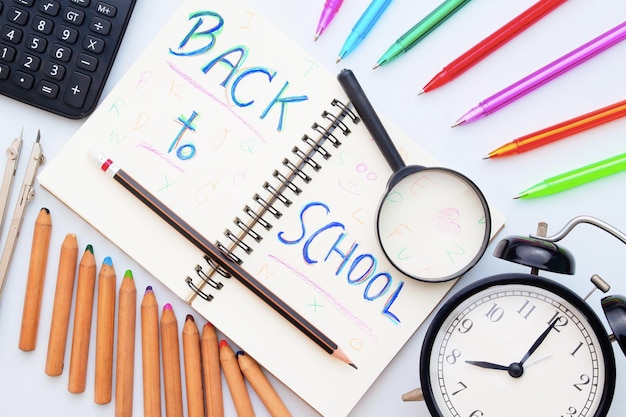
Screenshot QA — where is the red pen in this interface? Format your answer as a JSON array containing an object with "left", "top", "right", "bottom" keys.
[
  {"left": 420, "top": 0, "right": 567, "bottom": 94},
  {"left": 315, "top": 0, "right": 345, "bottom": 40}
]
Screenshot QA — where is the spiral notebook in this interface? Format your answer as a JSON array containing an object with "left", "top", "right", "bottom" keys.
[{"left": 38, "top": 0, "right": 505, "bottom": 415}]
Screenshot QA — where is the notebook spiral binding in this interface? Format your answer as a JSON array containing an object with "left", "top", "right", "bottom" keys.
[{"left": 186, "top": 98, "right": 360, "bottom": 302}]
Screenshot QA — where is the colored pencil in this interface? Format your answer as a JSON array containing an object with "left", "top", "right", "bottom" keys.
[
  {"left": 18, "top": 207, "right": 52, "bottom": 351},
  {"left": 67, "top": 244, "right": 97, "bottom": 393},
  {"left": 141, "top": 286, "right": 161, "bottom": 417},
  {"left": 94, "top": 256, "right": 116, "bottom": 404},
  {"left": 161, "top": 303, "right": 184, "bottom": 417},
  {"left": 45, "top": 232, "right": 78, "bottom": 376},
  {"left": 182, "top": 315, "right": 204, "bottom": 417},
  {"left": 202, "top": 322, "right": 225, "bottom": 417},
  {"left": 115, "top": 270, "right": 137, "bottom": 417}
]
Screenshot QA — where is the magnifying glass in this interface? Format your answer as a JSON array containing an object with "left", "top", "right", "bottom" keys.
[{"left": 337, "top": 69, "right": 491, "bottom": 282}]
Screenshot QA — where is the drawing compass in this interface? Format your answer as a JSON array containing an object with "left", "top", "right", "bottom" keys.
[{"left": 0, "top": 130, "right": 45, "bottom": 299}]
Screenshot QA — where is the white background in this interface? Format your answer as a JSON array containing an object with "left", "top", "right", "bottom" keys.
[{"left": 1, "top": 0, "right": 626, "bottom": 416}]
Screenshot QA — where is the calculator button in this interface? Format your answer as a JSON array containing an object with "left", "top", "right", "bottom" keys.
[
  {"left": 13, "top": 70, "right": 33, "bottom": 88},
  {"left": 44, "top": 61, "right": 65, "bottom": 80},
  {"left": 96, "top": 2, "right": 116, "bottom": 17},
  {"left": 0, "top": 64, "right": 9, "bottom": 80},
  {"left": 26, "top": 34, "right": 47, "bottom": 52},
  {"left": 14, "top": 0, "right": 34, "bottom": 7},
  {"left": 76, "top": 52, "right": 97, "bottom": 71},
  {"left": 63, "top": 8, "right": 84, "bottom": 25},
  {"left": 19, "top": 52, "right": 40, "bottom": 70},
  {"left": 70, "top": 0, "right": 90, "bottom": 7},
  {"left": 50, "top": 43, "right": 71, "bottom": 61},
  {"left": 83, "top": 34, "right": 103, "bottom": 53},
  {"left": 39, "top": 1, "right": 60, "bottom": 16},
  {"left": 63, "top": 71, "right": 91, "bottom": 107},
  {"left": 56, "top": 25, "right": 78, "bottom": 43},
  {"left": 38, "top": 80, "right": 59, "bottom": 98},
  {"left": 32, "top": 16, "right": 54, "bottom": 34},
  {"left": 8, "top": 7, "right": 29, "bottom": 25},
  {"left": 0, "top": 44, "right": 16, "bottom": 61},
  {"left": 1, "top": 25, "right": 23, "bottom": 43},
  {"left": 89, "top": 16, "right": 110, "bottom": 35}
]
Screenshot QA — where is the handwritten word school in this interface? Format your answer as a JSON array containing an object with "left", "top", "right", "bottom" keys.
[
  {"left": 169, "top": 10, "right": 308, "bottom": 132},
  {"left": 278, "top": 202, "right": 404, "bottom": 325}
]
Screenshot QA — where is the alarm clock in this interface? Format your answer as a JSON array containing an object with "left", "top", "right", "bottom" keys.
[{"left": 408, "top": 216, "right": 626, "bottom": 417}]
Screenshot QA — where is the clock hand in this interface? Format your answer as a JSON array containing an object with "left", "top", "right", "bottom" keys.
[
  {"left": 464, "top": 317, "right": 560, "bottom": 378},
  {"left": 465, "top": 360, "right": 509, "bottom": 371},
  {"left": 518, "top": 317, "right": 559, "bottom": 366}
]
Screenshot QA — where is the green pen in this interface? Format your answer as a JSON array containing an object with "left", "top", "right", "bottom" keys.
[
  {"left": 515, "top": 151, "right": 626, "bottom": 199},
  {"left": 374, "top": 0, "right": 473, "bottom": 68}
]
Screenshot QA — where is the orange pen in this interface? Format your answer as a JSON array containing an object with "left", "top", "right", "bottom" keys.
[{"left": 485, "top": 99, "right": 626, "bottom": 159}]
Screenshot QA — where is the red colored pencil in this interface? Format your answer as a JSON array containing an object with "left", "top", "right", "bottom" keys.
[{"left": 420, "top": 0, "right": 566, "bottom": 94}]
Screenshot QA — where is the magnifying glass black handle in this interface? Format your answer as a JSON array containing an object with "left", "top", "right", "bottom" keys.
[{"left": 337, "top": 69, "right": 406, "bottom": 172}]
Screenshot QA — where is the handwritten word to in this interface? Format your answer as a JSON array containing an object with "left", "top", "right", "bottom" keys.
[
  {"left": 277, "top": 202, "right": 404, "bottom": 325},
  {"left": 168, "top": 110, "right": 198, "bottom": 160},
  {"left": 169, "top": 10, "right": 308, "bottom": 131}
]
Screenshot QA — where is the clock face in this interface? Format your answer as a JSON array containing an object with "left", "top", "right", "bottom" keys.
[{"left": 420, "top": 273, "right": 616, "bottom": 417}]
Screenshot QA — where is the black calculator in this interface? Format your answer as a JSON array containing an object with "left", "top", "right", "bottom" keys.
[{"left": 0, "top": 0, "right": 136, "bottom": 119}]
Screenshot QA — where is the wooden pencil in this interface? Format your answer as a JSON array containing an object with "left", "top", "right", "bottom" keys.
[
  {"left": 68, "top": 244, "right": 97, "bottom": 393},
  {"left": 237, "top": 351, "right": 292, "bottom": 417},
  {"left": 161, "top": 303, "right": 183, "bottom": 417},
  {"left": 115, "top": 270, "right": 137, "bottom": 417},
  {"left": 94, "top": 256, "right": 117, "bottom": 404},
  {"left": 92, "top": 152, "right": 356, "bottom": 368},
  {"left": 141, "top": 286, "right": 161, "bottom": 417},
  {"left": 201, "top": 322, "right": 224, "bottom": 417},
  {"left": 18, "top": 207, "right": 52, "bottom": 351},
  {"left": 219, "top": 340, "right": 255, "bottom": 417},
  {"left": 182, "top": 315, "right": 204, "bottom": 417},
  {"left": 45, "top": 232, "right": 78, "bottom": 376}
]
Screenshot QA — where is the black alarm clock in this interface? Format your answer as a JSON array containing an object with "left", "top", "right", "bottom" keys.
[{"left": 405, "top": 216, "right": 626, "bottom": 417}]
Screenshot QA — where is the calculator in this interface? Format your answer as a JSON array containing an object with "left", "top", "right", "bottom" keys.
[{"left": 0, "top": 0, "right": 136, "bottom": 119}]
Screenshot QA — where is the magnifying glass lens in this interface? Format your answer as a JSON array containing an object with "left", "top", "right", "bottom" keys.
[{"left": 377, "top": 169, "right": 490, "bottom": 282}]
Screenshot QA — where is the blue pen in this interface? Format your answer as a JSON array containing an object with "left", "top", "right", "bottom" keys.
[{"left": 337, "top": 0, "right": 393, "bottom": 62}]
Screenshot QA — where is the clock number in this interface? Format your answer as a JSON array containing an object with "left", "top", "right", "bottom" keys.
[
  {"left": 457, "top": 318, "right": 473, "bottom": 334},
  {"left": 451, "top": 381, "right": 467, "bottom": 396},
  {"left": 546, "top": 312, "right": 569, "bottom": 332},
  {"left": 573, "top": 374, "right": 590, "bottom": 391},
  {"left": 570, "top": 341, "right": 583, "bottom": 357},
  {"left": 446, "top": 349, "right": 461, "bottom": 364},
  {"left": 469, "top": 411, "right": 484, "bottom": 417},
  {"left": 516, "top": 299, "right": 536, "bottom": 319},
  {"left": 561, "top": 406, "right": 577, "bottom": 417},
  {"left": 484, "top": 303, "right": 504, "bottom": 322}
]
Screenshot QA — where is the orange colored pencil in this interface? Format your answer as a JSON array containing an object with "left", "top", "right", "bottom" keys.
[
  {"left": 94, "top": 256, "right": 117, "bottom": 404},
  {"left": 141, "top": 286, "right": 161, "bottom": 417},
  {"left": 182, "top": 315, "right": 204, "bottom": 417},
  {"left": 201, "top": 322, "right": 224, "bottom": 417},
  {"left": 161, "top": 303, "right": 183, "bottom": 417},
  {"left": 237, "top": 351, "right": 292, "bottom": 417},
  {"left": 45, "top": 232, "right": 78, "bottom": 376},
  {"left": 220, "top": 340, "right": 255, "bottom": 417},
  {"left": 67, "top": 244, "right": 97, "bottom": 393},
  {"left": 115, "top": 270, "right": 137, "bottom": 417},
  {"left": 18, "top": 207, "right": 52, "bottom": 351}
]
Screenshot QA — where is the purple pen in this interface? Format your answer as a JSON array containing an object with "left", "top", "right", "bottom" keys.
[
  {"left": 453, "top": 20, "right": 626, "bottom": 127},
  {"left": 315, "top": 0, "right": 344, "bottom": 41}
]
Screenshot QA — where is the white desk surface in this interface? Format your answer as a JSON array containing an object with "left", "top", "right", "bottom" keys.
[{"left": 1, "top": 0, "right": 625, "bottom": 416}]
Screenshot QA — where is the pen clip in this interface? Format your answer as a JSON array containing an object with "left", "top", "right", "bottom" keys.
[{"left": 0, "top": 131, "right": 23, "bottom": 237}]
